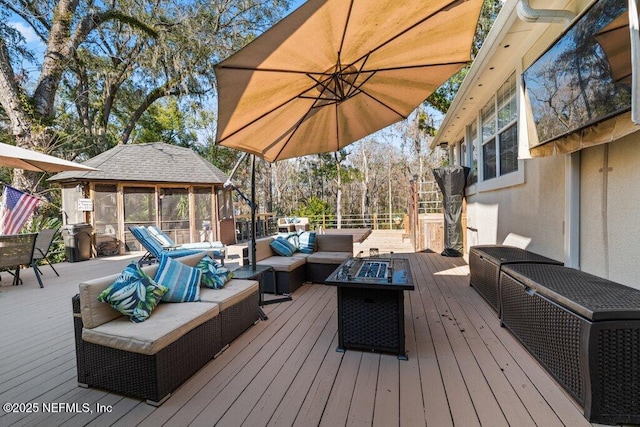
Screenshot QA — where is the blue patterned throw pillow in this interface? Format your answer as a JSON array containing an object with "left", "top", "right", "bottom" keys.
[
  {"left": 197, "top": 255, "right": 233, "bottom": 289},
  {"left": 298, "top": 231, "right": 316, "bottom": 254},
  {"left": 98, "top": 263, "right": 168, "bottom": 323},
  {"left": 270, "top": 237, "right": 296, "bottom": 256},
  {"left": 154, "top": 255, "right": 202, "bottom": 302},
  {"left": 286, "top": 232, "right": 300, "bottom": 251}
]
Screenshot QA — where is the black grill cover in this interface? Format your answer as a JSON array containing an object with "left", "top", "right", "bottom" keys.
[{"left": 433, "top": 165, "right": 470, "bottom": 257}]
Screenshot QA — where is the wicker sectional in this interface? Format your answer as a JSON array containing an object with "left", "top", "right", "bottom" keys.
[
  {"left": 249, "top": 234, "right": 354, "bottom": 293},
  {"left": 72, "top": 253, "right": 259, "bottom": 406}
]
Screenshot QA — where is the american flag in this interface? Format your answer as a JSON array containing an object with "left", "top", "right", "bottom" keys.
[{"left": 0, "top": 185, "right": 41, "bottom": 235}]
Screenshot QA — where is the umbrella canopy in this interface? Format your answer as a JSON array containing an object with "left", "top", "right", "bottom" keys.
[
  {"left": 215, "top": 0, "right": 484, "bottom": 162},
  {"left": 0, "top": 142, "right": 97, "bottom": 172}
]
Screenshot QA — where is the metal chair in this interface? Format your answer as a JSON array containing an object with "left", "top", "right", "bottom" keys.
[{"left": 31, "top": 228, "right": 60, "bottom": 280}]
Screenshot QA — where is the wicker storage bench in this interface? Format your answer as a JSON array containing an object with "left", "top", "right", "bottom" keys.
[
  {"left": 500, "top": 263, "right": 640, "bottom": 425},
  {"left": 468, "top": 245, "right": 562, "bottom": 314}
]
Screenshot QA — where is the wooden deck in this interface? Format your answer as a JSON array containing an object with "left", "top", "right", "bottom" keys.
[{"left": 0, "top": 251, "right": 594, "bottom": 426}]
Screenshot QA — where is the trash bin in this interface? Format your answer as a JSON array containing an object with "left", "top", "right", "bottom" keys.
[{"left": 62, "top": 223, "right": 93, "bottom": 262}]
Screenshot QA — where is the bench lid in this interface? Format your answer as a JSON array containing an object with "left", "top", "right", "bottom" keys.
[
  {"left": 470, "top": 245, "right": 562, "bottom": 266},
  {"left": 502, "top": 263, "right": 640, "bottom": 321}
]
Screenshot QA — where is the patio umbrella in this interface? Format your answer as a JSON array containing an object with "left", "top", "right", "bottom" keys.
[
  {"left": 0, "top": 142, "right": 97, "bottom": 172},
  {"left": 215, "top": 0, "right": 484, "bottom": 162}
]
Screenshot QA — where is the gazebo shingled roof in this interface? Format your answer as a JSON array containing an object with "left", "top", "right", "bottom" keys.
[{"left": 49, "top": 142, "right": 228, "bottom": 184}]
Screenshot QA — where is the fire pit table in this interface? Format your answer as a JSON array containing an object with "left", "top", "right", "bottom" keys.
[{"left": 325, "top": 257, "right": 414, "bottom": 360}]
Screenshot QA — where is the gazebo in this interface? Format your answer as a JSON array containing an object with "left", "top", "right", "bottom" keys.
[{"left": 49, "top": 142, "right": 236, "bottom": 255}]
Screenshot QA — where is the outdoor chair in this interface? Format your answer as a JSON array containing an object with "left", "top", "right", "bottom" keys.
[
  {"left": 146, "top": 225, "right": 225, "bottom": 262},
  {"left": 0, "top": 233, "right": 39, "bottom": 287},
  {"left": 129, "top": 226, "right": 204, "bottom": 265},
  {"left": 31, "top": 228, "right": 60, "bottom": 279}
]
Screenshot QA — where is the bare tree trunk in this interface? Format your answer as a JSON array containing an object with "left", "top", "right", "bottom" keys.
[
  {"left": 335, "top": 152, "right": 342, "bottom": 229},
  {"left": 266, "top": 162, "right": 273, "bottom": 214},
  {"left": 360, "top": 147, "right": 369, "bottom": 225}
]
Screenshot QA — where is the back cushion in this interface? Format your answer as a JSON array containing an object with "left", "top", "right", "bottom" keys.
[
  {"left": 316, "top": 234, "right": 353, "bottom": 253},
  {"left": 249, "top": 237, "right": 275, "bottom": 262}
]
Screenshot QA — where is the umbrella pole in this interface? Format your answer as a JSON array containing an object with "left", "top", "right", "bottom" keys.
[
  {"left": 250, "top": 154, "right": 292, "bottom": 305},
  {"left": 251, "top": 155, "right": 257, "bottom": 272}
]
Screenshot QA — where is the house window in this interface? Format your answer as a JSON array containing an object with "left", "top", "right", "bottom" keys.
[
  {"left": 473, "top": 73, "right": 518, "bottom": 182},
  {"left": 483, "top": 138, "right": 497, "bottom": 179},
  {"left": 500, "top": 124, "right": 518, "bottom": 175},
  {"left": 481, "top": 100, "right": 497, "bottom": 180},
  {"left": 470, "top": 122, "right": 478, "bottom": 183},
  {"left": 497, "top": 73, "right": 518, "bottom": 175}
]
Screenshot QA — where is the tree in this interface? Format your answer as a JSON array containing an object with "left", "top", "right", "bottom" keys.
[
  {"left": 0, "top": 0, "right": 290, "bottom": 191},
  {"left": 134, "top": 99, "right": 197, "bottom": 147},
  {"left": 426, "top": 0, "right": 503, "bottom": 113}
]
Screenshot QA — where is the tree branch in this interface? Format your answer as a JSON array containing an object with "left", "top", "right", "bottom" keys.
[{"left": 119, "top": 83, "right": 183, "bottom": 145}]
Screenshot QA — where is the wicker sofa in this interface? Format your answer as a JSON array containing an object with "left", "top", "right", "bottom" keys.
[
  {"left": 72, "top": 252, "right": 259, "bottom": 406},
  {"left": 249, "top": 233, "right": 354, "bottom": 294}
]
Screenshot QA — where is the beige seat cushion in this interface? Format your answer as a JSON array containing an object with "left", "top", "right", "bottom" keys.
[
  {"left": 199, "top": 279, "right": 258, "bottom": 311},
  {"left": 82, "top": 302, "right": 219, "bottom": 355},
  {"left": 306, "top": 251, "right": 352, "bottom": 265},
  {"left": 257, "top": 256, "right": 306, "bottom": 272}
]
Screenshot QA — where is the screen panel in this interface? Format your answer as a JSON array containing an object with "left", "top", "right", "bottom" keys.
[{"left": 523, "top": 0, "right": 631, "bottom": 147}]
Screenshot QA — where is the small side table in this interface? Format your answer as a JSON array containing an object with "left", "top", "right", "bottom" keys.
[{"left": 232, "top": 264, "right": 292, "bottom": 320}]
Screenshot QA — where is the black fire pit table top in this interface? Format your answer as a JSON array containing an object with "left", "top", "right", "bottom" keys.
[{"left": 325, "top": 257, "right": 414, "bottom": 290}]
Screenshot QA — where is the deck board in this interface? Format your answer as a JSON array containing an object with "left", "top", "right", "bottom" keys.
[
  {"left": 242, "top": 295, "right": 336, "bottom": 426},
  {"left": 268, "top": 325, "right": 339, "bottom": 426},
  {"left": 372, "top": 354, "right": 399, "bottom": 427},
  {"left": 411, "top": 260, "right": 481, "bottom": 427},
  {"left": 346, "top": 351, "right": 378, "bottom": 426},
  {"left": 0, "top": 251, "right": 596, "bottom": 426}
]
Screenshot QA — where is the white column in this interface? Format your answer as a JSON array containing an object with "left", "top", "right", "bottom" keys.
[{"left": 564, "top": 151, "right": 580, "bottom": 268}]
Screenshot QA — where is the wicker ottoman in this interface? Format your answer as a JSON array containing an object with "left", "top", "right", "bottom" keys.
[
  {"left": 468, "top": 245, "right": 562, "bottom": 314},
  {"left": 500, "top": 263, "right": 640, "bottom": 425}
]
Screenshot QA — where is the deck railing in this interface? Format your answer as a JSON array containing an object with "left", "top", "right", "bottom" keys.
[
  {"left": 234, "top": 212, "right": 408, "bottom": 243},
  {"left": 304, "top": 213, "right": 408, "bottom": 230},
  {"left": 234, "top": 180, "right": 441, "bottom": 243}
]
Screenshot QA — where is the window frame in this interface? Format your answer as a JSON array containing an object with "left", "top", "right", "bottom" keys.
[{"left": 459, "top": 71, "right": 525, "bottom": 195}]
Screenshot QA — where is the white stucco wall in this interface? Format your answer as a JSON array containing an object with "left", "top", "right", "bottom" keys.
[
  {"left": 466, "top": 131, "right": 640, "bottom": 289},
  {"left": 580, "top": 132, "right": 640, "bottom": 288},
  {"left": 466, "top": 153, "right": 565, "bottom": 262}
]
